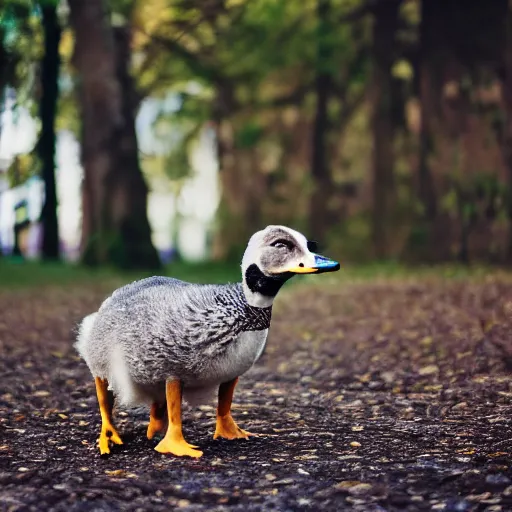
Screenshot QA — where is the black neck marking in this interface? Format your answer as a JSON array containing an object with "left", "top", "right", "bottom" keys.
[{"left": 244, "top": 263, "right": 292, "bottom": 298}]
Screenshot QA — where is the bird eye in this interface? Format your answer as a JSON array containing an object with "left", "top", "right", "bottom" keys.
[
  {"left": 307, "top": 240, "right": 318, "bottom": 253},
  {"left": 270, "top": 239, "right": 293, "bottom": 250}
]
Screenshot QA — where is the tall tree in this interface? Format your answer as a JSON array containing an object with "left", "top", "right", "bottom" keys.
[
  {"left": 68, "top": 0, "right": 161, "bottom": 270},
  {"left": 309, "top": 0, "right": 333, "bottom": 243},
  {"left": 503, "top": 5, "right": 512, "bottom": 260},
  {"left": 370, "top": 0, "right": 400, "bottom": 259},
  {"left": 39, "top": 1, "right": 61, "bottom": 260},
  {"left": 416, "top": 0, "right": 438, "bottom": 225}
]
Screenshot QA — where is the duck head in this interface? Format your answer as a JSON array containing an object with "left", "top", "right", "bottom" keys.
[{"left": 241, "top": 225, "right": 340, "bottom": 307}]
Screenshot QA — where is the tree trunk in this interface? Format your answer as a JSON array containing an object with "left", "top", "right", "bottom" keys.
[
  {"left": 309, "top": 0, "right": 332, "bottom": 243},
  {"left": 39, "top": 3, "right": 61, "bottom": 260},
  {"left": 0, "top": 88, "right": 5, "bottom": 258},
  {"left": 110, "top": 26, "right": 162, "bottom": 269},
  {"left": 417, "top": 0, "right": 438, "bottom": 222},
  {"left": 68, "top": 0, "right": 160, "bottom": 270},
  {"left": 504, "top": 6, "right": 512, "bottom": 260},
  {"left": 370, "top": 0, "right": 400, "bottom": 259}
]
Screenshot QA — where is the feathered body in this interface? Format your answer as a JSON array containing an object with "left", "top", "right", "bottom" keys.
[
  {"left": 75, "top": 226, "right": 341, "bottom": 457},
  {"left": 76, "top": 276, "right": 272, "bottom": 406}
]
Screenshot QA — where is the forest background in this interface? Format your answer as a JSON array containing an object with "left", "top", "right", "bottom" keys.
[{"left": 0, "top": 0, "right": 511, "bottom": 271}]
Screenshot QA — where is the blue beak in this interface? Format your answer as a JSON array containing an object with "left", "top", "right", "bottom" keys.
[{"left": 313, "top": 254, "right": 341, "bottom": 273}]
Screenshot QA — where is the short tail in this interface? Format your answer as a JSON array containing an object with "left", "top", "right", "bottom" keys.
[{"left": 74, "top": 312, "right": 98, "bottom": 361}]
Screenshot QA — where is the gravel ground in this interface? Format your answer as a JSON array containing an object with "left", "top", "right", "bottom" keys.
[{"left": 1, "top": 275, "right": 512, "bottom": 512}]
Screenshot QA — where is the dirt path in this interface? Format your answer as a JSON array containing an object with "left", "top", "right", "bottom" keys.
[{"left": 1, "top": 277, "right": 512, "bottom": 511}]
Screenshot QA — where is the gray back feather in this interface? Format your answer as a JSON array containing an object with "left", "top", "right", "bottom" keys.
[{"left": 85, "top": 276, "right": 272, "bottom": 385}]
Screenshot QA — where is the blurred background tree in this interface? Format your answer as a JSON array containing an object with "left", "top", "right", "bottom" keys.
[
  {"left": 38, "top": 0, "right": 60, "bottom": 260},
  {"left": 0, "top": 0, "right": 510, "bottom": 268}
]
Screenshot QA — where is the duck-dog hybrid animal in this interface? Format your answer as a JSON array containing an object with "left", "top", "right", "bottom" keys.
[{"left": 76, "top": 225, "right": 340, "bottom": 457}]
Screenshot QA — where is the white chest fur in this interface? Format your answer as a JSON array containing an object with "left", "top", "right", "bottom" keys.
[
  {"left": 195, "top": 329, "right": 269, "bottom": 387},
  {"left": 227, "top": 329, "right": 269, "bottom": 376}
]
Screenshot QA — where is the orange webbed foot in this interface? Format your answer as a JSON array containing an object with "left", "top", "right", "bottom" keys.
[
  {"left": 214, "top": 414, "right": 257, "bottom": 440},
  {"left": 154, "top": 430, "right": 203, "bottom": 458},
  {"left": 98, "top": 423, "right": 123, "bottom": 455}
]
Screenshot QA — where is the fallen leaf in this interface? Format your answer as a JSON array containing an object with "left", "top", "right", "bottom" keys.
[
  {"left": 105, "top": 469, "right": 129, "bottom": 477},
  {"left": 419, "top": 365, "right": 439, "bottom": 376},
  {"left": 33, "top": 391, "right": 50, "bottom": 397}
]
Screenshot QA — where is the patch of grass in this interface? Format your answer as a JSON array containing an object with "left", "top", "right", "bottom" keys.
[
  {"left": 0, "top": 258, "right": 241, "bottom": 290},
  {"left": 286, "top": 260, "right": 512, "bottom": 294},
  {"left": 337, "top": 261, "right": 499, "bottom": 280},
  {"left": 0, "top": 257, "right": 509, "bottom": 291},
  {"left": 166, "top": 260, "right": 241, "bottom": 285},
  {"left": 340, "top": 261, "right": 512, "bottom": 281}
]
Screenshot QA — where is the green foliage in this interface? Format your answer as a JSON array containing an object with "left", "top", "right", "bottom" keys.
[
  {"left": 0, "top": 0, "right": 42, "bottom": 104},
  {"left": 234, "top": 121, "right": 264, "bottom": 149},
  {"left": 140, "top": 92, "right": 209, "bottom": 186},
  {"left": 326, "top": 212, "right": 373, "bottom": 263},
  {"left": 6, "top": 151, "right": 39, "bottom": 186},
  {"left": 407, "top": 224, "right": 429, "bottom": 251},
  {"left": 164, "top": 142, "right": 190, "bottom": 181},
  {"left": 441, "top": 172, "right": 508, "bottom": 224}
]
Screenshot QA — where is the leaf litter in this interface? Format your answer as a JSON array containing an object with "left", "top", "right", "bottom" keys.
[{"left": 1, "top": 276, "right": 512, "bottom": 510}]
